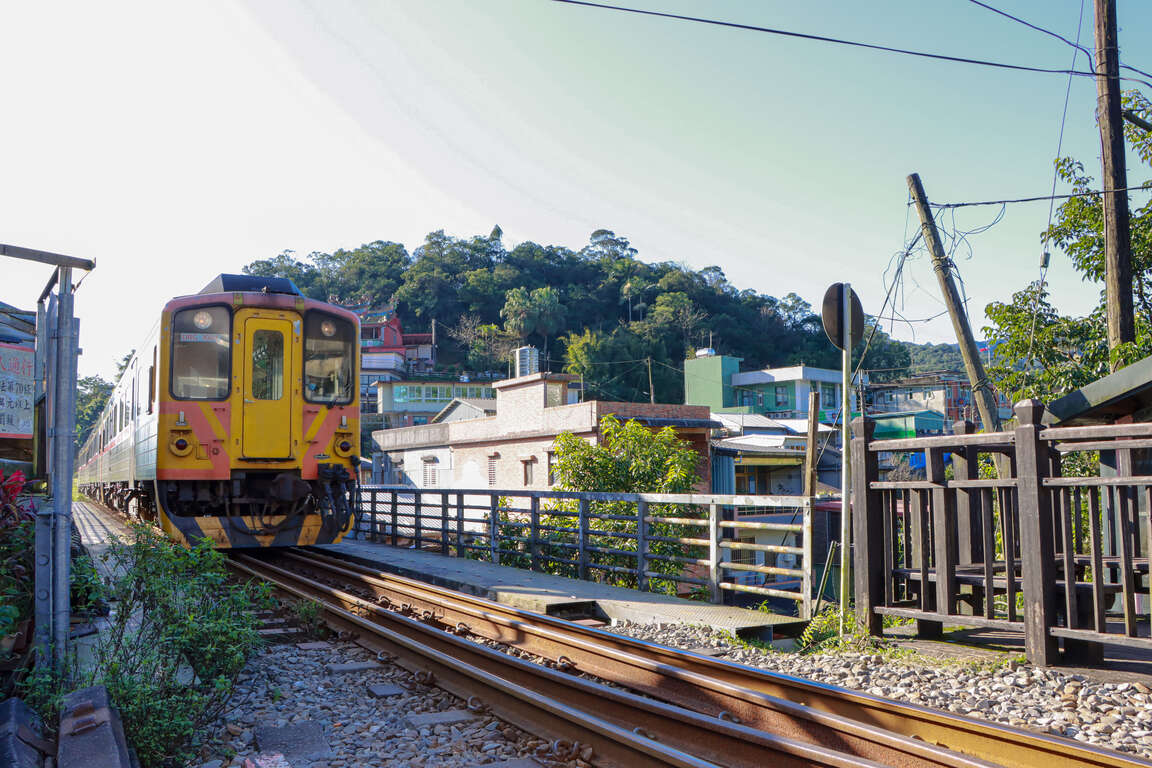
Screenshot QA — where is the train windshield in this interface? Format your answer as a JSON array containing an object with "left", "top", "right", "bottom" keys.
[
  {"left": 303, "top": 312, "right": 354, "bottom": 404},
  {"left": 171, "top": 307, "right": 232, "bottom": 400}
]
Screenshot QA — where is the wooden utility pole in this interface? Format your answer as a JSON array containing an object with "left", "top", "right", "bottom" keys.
[
  {"left": 1094, "top": 0, "right": 1136, "bottom": 365},
  {"left": 907, "top": 173, "right": 1002, "bottom": 433},
  {"left": 803, "top": 391, "right": 821, "bottom": 497},
  {"left": 646, "top": 357, "right": 655, "bottom": 404}
]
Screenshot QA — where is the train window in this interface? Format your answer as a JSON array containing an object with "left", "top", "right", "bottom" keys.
[
  {"left": 147, "top": 346, "right": 156, "bottom": 414},
  {"left": 251, "top": 330, "right": 285, "bottom": 400},
  {"left": 303, "top": 312, "right": 354, "bottom": 405},
  {"left": 171, "top": 306, "right": 231, "bottom": 400}
]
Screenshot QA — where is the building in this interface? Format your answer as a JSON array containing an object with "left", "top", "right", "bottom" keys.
[
  {"left": 371, "top": 372, "right": 715, "bottom": 492},
  {"left": 684, "top": 351, "right": 862, "bottom": 423},
  {"left": 865, "top": 370, "right": 1011, "bottom": 431},
  {"left": 355, "top": 306, "right": 437, "bottom": 411},
  {"left": 371, "top": 377, "right": 497, "bottom": 431},
  {"left": 708, "top": 413, "right": 839, "bottom": 496}
]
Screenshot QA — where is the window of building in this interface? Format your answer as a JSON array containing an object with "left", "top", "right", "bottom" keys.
[
  {"left": 756, "top": 392, "right": 764, "bottom": 407},
  {"left": 522, "top": 459, "right": 534, "bottom": 486},
  {"left": 774, "top": 384, "right": 788, "bottom": 408},
  {"left": 546, "top": 452, "right": 557, "bottom": 486},
  {"left": 487, "top": 456, "right": 497, "bottom": 487},
  {"left": 731, "top": 536, "right": 757, "bottom": 565},
  {"left": 821, "top": 383, "right": 836, "bottom": 407},
  {"left": 422, "top": 458, "right": 438, "bottom": 487}
]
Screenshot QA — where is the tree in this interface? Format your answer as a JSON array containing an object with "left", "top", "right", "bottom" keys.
[
  {"left": 529, "top": 286, "right": 565, "bottom": 361},
  {"left": 76, "top": 375, "right": 113, "bottom": 449},
  {"left": 499, "top": 287, "right": 537, "bottom": 342},
  {"left": 983, "top": 90, "right": 1152, "bottom": 401},
  {"left": 544, "top": 415, "right": 701, "bottom": 593}
]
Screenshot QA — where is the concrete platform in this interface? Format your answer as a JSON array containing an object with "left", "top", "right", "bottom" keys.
[{"left": 315, "top": 539, "right": 806, "bottom": 641}]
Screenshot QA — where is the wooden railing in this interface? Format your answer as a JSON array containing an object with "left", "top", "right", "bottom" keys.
[
  {"left": 350, "top": 486, "right": 815, "bottom": 618},
  {"left": 853, "top": 399, "right": 1151, "bottom": 665}
]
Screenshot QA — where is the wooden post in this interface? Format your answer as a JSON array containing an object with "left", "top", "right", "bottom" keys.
[
  {"left": 1094, "top": 0, "right": 1136, "bottom": 361},
  {"left": 801, "top": 496, "right": 814, "bottom": 619},
  {"left": 803, "top": 391, "right": 821, "bottom": 497},
  {"left": 1015, "top": 399, "right": 1059, "bottom": 666},
  {"left": 927, "top": 446, "right": 958, "bottom": 618},
  {"left": 908, "top": 173, "right": 1001, "bottom": 434},
  {"left": 951, "top": 421, "right": 982, "bottom": 565},
  {"left": 577, "top": 498, "right": 590, "bottom": 580},
  {"left": 851, "top": 417, "right": 883, "bottom": 636},
  {"left": 636, "top": 499, "right": 649, "bottom": 591},
  {"left": 708, "top": 503, "right": 721, "bottom": 603}
]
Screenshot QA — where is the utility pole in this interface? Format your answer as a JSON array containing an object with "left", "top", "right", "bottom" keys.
[
  {"left": 1094, "top": 0, "right": 1135, "bottom": 365},
  {"left": 908, "top": 173, "right": 1002, "bottom": 434},
  {"left": 646, "top": 357, "right": 655, "bottom": 404}
]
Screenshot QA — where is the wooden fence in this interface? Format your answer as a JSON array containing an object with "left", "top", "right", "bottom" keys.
[
  {"left": 853, "top": 399, "right": 1151, "bottom": 665},
  {"left": 350, "top": 486, "right": 815, "bottom": 618}
]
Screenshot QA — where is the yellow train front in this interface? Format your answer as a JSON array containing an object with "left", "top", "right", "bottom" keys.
[{"left": 78, "top": 274, "right": 361, "bottom": 548}]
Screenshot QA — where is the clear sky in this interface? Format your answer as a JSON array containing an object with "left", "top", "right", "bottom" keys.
[{"left": 2, "top": 0, "right": 1150, "bottom": 379}]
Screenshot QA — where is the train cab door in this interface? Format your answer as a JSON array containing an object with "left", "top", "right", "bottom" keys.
[{"left": 241, "top": 316, "right": 294, "bottom": 459}]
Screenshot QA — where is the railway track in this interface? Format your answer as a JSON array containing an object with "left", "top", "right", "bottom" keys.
[{"left": 229, "top": 548, "right": 1152, "bottom": 768}]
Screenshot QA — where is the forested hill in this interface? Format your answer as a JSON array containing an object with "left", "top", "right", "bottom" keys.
[{"left": 242, "top": 228, "right": 912, "bottom": 403}]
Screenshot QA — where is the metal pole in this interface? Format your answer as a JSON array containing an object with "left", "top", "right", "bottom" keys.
[
  {"left": 51, "top": 266, "right": 78, "bottom": 671},
  {"left": 32, "top": 294, "right": 52, "bottom": 658},
  {"left": 839, "top": 282, "right": 852, "bottom": 635}
]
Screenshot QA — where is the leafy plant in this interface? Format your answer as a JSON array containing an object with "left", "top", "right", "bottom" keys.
[
  {"left": 23, "top": 525, "right": 272, "bottom": 767},
  {"left": 291, "top": 598, "right": 326, "bottom": 639},
  {"left": 0, "top": 471, "right": 35, "bottom": 643}
]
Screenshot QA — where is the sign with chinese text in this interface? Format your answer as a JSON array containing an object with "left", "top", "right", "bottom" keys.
[{"left": 0, "top": 342, "right": 34, "bottom": 439}]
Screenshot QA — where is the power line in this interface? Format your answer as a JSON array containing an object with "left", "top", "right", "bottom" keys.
[
  {"left": 965, "top": 0, "right": 1152, "bottom": 82},
  {"left": 925, "top": 184, "right": 1152, "bottom": 209},
  {"left": 551, "top": 0, "right": 1134, "bottom": 82},
  {"left": 1028, "top": 0, "right": 1087, "bottom": 365}
]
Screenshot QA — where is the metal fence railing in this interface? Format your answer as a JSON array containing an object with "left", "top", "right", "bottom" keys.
[{"left": 350, "top": 486, "right": 814, "bottom": 618}]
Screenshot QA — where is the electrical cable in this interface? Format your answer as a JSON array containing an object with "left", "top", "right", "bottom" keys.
[
  {"left": 927, "top": 184, "right": 1152, "bottom": 209},
  {"left": 550, "top": 0, "right": 1152, "bottom": 86},
  {"left": 965, "top": 0, "right": 1152, "bottom": 82},
  {"left": 1027, "top": 0, "right": 1087, "bottom": 366}
]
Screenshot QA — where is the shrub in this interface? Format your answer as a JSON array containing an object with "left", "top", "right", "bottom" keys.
[{"left": 24, "top": 525, "right": 271, "bottom": 767}]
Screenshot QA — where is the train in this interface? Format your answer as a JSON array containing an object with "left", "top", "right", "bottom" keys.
[{"left": 76, "top": 274, "right": 361, "bottom": 548}]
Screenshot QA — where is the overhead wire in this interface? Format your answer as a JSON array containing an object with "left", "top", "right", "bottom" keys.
[
  {"left": 964, "top": 0, "right": 1152, "bottom": 83},
  {"left": 1028, "top": 0, "right": 1088, "bottom": 365},
  {"left": 550, "top": 0, "right": 1152, "bottom": 88},
  {"left": 926, "top": 185, "right": 1152, "bottom": 209}
]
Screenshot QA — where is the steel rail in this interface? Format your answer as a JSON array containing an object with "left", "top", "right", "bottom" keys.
[
  {"left": 290, "top": 548, "right": 1152, "bottom": 768},
  {"left": 228, "top": 554, "right": 892, "bottom": 768},
  {"left": 269, "top": 551, "right": 996, "bottom": 768}
]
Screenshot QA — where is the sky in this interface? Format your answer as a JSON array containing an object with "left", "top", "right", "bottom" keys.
[{"left": 2, "top": 0, "right": 1150, "bottom": 379}]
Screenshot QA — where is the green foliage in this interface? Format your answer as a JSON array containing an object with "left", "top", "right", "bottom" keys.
[
  {"left": 537, "top": 415, "right": 702, "bottom": 592},
  {"left": 24, "top": 525, "right": 271, "bottom": 767},
  {"left": 983, "top": 90, "right": 1152, "bottom": 402},
  {"left": 243, "top": 228, "right": 875, "bottom": 402},
  {"left": 0, "top": 471, "right": 35, "bottom": 643},
  {"left": 291, "top": 598, "right": 326, "bottom": 640},
  {"left": 76, "top": 375, "right": 113, "bottom": 450}
]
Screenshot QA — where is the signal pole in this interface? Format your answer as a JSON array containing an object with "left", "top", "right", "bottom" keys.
[{"left": 1094, "top": 0, "right": 1135, "bottom": 365}]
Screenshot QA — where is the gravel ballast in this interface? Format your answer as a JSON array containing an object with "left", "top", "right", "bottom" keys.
[
  {"left": 609, "top": 621, "right": 1152, "bottom": 760},
  {"left": 196, "top": 639, "right": 589, "bottom": 768}
]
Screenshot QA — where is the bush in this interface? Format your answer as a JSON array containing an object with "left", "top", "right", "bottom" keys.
[
  {"left": 0, "top": 471, "right": 36, "bottom": 643},
  {"left": 25, "top": 525, "right": 271, "bottom": 767}
]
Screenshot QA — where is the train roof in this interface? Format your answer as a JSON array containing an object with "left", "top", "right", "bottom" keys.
[{"left": 198, "top": 274, "right": 302, "bottom": 296}]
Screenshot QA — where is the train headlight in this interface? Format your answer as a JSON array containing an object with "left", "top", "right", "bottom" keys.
[
  {"left": 320, "top": 319, "right": 336, "bottom": 337},
  {"left": 333, "top": 433, "right": 354, "bottom": 457},
  {"left": 193, "top": 311, "right": 213, "bottom": 329}
]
